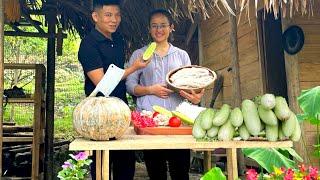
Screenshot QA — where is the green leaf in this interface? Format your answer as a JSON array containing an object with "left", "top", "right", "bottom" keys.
[
  {"left": 297, "top": 86, "right": 320, "bottom": 123},
  {"left": 242, "top": 148, "right": 296, "bottom": 173},
  {"left": 201, "top": 167, "right": 226, "bottom": 180},
  {"left": 278, "top": 148, "right": 303, "bottom": 162}
]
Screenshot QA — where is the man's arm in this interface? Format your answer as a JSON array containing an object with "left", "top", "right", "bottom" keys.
[{"left": 87, "top": 68, "right": 104, "bottom": 86}]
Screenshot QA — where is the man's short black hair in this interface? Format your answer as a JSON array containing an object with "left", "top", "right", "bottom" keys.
[{"left": 93, "top": 0, "right": 120, "bottom": 10}]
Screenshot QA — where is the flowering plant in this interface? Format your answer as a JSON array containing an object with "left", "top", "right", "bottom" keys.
[
  {"left": 246, "top": 164, "right": 319, "bottom": 180},
  {"left": 57, "top": 151, "right": 92, "bottom": 180}
]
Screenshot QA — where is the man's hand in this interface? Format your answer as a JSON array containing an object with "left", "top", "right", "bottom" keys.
[
  {"left": 179, "top": 89, "right": 205, "bottom": 104},
  {"left": 131, "top": 56, "right": 149, "bottom": 71},
  {"left": 149, "top": 84, "right": 173, "bottom": 99}
]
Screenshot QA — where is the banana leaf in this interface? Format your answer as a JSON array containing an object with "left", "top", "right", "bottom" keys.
[
  {"left": 297, "top": 86, "right": 320, "bottom": 124},
  {"left": 201, "top": 167, "right": 226, "bottom": 180},
  {"left": 242, "top": 148, "right": 302, "bottom": 173}
]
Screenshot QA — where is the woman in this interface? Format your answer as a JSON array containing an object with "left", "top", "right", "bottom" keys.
[{"left": 126, "top": 9, "right": 204, "bottom": 180}]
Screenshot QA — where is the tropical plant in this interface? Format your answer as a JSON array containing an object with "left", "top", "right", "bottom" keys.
[
  {"left": 297, "top": 86, "right": 320, "bottom": 161},
  {"left": 242, "top": 148, "right": 303, "bottom": 173},
  {"left": 201, "top": 167, "right": 226, "bottom": 180}
]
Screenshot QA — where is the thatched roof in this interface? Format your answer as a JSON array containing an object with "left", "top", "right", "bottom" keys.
[{"left": 4, "top": 0, "right": 317, "bottom": 52}]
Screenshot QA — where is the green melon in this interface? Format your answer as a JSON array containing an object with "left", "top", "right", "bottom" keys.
[{"left": 142, "top": 42, "right": 157, "bottom": 61}]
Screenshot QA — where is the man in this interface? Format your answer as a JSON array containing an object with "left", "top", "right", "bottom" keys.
[{"left": 78, "top": 0, "right": 147, "bottom": 179}]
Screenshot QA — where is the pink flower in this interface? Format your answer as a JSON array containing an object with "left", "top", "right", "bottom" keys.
[
  {"left": 284, "top": 168, "right": 294, "bottom": 180},
  {"left": 62, "top": 161, "right": 73, "bottom": 169},
  {"left": 73, "top": 152, "right": 88, "bottom": 161},
  {"left": 308, "top": 166, "right": 318, "bottom": 179},
  {"left": 246, "top": 169, "right": 258, "bottom": 180},
  {"left": 303, "top": 175, "right": 311, "bottom": 180},
  {"left": 299, "top": 164, "right": 307, "bottom": 173}
]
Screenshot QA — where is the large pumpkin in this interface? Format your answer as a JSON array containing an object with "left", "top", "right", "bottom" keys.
[{"left": 73, "top": 96, "right": 131, "bottom": 140}]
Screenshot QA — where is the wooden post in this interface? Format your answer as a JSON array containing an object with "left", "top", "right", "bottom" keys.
[
  {"left": 281, "top": 17, "right": 308, "bottom": 164},
  {"left": 44, "top": 1, "right": 56, "bottom": 179},
  {"left": 0, "top": 0, "right": 4, "bottom": 176},
  {"left": 227, "top": 0, "right": 245, "bottom": 176}
]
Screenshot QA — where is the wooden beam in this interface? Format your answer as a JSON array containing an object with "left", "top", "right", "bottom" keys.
[
  {"left": 21, "top": 9, "right": 45, "bottom": 34},
  {"left": 44, "top": 0, "right": 57, "bottom": 179},
  {"left": 227, "top": 0, "right": 245, "bottom": 176},
  {"left": 282, "top": 16, "right": 308, "bottom": 164},
  {"left": 9, "top": 23, "right": 23, "bottom": 32},
  {"left": 186, "top": 14, "right": 200, "bottom": 46},
  {"left": 0, "top": 0, "right": 4, "bottom": 176},
  {"left": 59, "top": 0, "right": 91, "bottom": 17},
  {"left": 4, "top": 31, "right": 67, "bottom": 38}
]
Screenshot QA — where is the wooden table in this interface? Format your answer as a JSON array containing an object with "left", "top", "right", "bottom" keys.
[{"left": 69, "top": 128, "right": 293, "bottom": 180}]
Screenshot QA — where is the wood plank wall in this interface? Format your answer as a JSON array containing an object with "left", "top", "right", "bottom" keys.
[
  {"left": 293, "top": 5, "right": 320, "bottom": 166},
  {"left": 200, "top": 1, "right": 320, "bottom": 167},
  {"left": 200, "top": 3, "right": 263, "bottom": 108}
]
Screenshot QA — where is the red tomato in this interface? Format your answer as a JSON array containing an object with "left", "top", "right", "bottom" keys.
[
  {"left": 169, "top": 117, "right": 181, "bottom": 127},
  {"left": 152, "top": 112, "right": 160, "bottom": 118}
]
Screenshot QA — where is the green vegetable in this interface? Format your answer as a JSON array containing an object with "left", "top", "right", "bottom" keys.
[
  {"left": 239, "top": 124, "right": 250, "bottom": 140},
  {"left": 212, "top": 104, "right": 230, "bottom": 126},
  {"left": 172, "top": 111, "right": 194, "bottom": 125},
  {"left": 261, "top": 93, "right": 276, "bottom": 110},
  {"left": 192, "top": 125, "right": 206, "bottom": 139},
  {"left": 207, "top": 126, "right": 219, "bottom": 138},
  {"left": 282, "top": 112, "right": 297, "bottom": 137},
  {"left": 230, "top": 107, "right": 243, "bottom": 127},
  {"left": 218, "top": 121, "right": 234, "bottom": 141},
  {"left": 142, "top": 42, "right": 157, "bottom": 61},
  {"left": 258, "top": 105, "right": 278, "bottom": 126},
  {"left": 242, "top": 99, "right": 261, "bottom": 136},
  {"left": 290, "top": 118, "right": 301, "bottom": 142},
  {"left": 266, "top": 124, "right": 278, "bottom": 141},
  {"left": 278, "top": 126, "right": 286, "bottom": 141},
  {"left": 200, "top": 108, "right": 215, "bottom": 130},
  {"left": 153, "top": 105, "right": 172, "bottom": 117},
  {"left": 274, "top": 97, "right": 291, "bottom": 121}
]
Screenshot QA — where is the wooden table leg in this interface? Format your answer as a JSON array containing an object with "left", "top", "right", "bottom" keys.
[
  {"left": 204, "top": 151, "right": 212, "bottom": 172},
  {"left": 226, "top": 148, "right": 238, "bottom": 180},
  {"left": 102, "top": 150, "right": 110, "bottom": 180},
  {"left": 96, "top": 151, "right": 102, "bottom": 180}
]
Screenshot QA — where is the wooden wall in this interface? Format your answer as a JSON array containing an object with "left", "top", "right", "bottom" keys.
[
  {"left": 200, "top": 2, "right": 320, "bottom": 166},
  {"left": 200, "top": 4, "right": 263, "bottom": 108},
  {"left": 293, "top": 5, "right": 320, "bottom": 166}
]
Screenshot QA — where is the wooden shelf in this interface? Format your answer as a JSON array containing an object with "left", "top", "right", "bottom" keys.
[
  {"left": 6, "top": 98, "right": 34, "bottom": 103},
  {"left": 3, "top": 137, "right": 33, "bottom": 143}
]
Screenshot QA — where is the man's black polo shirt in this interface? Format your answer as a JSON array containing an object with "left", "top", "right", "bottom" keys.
[{"left": 78, "top": 28, "right": 127, "bottom": 102}]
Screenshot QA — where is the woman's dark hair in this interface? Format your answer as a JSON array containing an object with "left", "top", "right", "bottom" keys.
[
  {"left": 93, "top": 0, "right": 120, "bottom": 10},
  {"left": 148, "top": 8, "right": 175, "bottom": 42},
  {"left": 148, "top": 8, "right": 174, "bottom": 26}
]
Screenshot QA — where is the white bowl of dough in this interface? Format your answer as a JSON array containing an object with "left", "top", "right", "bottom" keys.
[{"left": 166, "top": 65, "right": 217, "bottom": 93}]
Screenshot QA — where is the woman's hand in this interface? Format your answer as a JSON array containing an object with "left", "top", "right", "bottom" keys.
[
  {"left": 149, "top": 84, "right": 173, "bottom": 99},
  {"left": 179, "top": 89, "right": 205, "bottom": 104}
]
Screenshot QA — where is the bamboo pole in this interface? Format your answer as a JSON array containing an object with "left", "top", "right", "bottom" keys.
[
  {"left": 227, "top": 0, "right": 245, "bottom": 176},
  {"left": 0, "top": 0, "right": 4, "bottom": 176}
]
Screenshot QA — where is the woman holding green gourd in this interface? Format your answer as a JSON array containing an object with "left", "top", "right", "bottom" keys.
[{"left": 126, "top": 8, "right": 204, "bottom": 180}]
